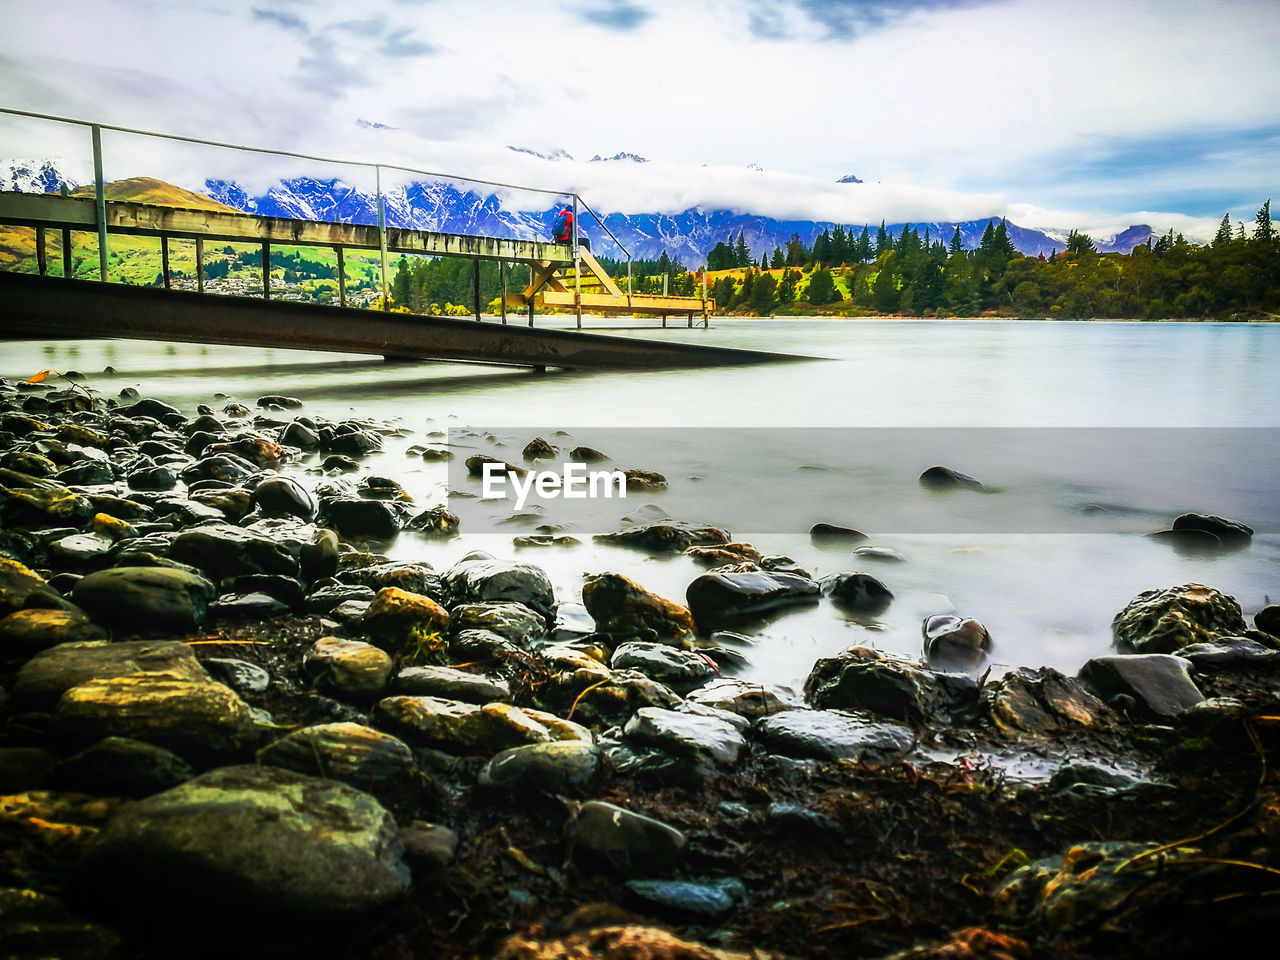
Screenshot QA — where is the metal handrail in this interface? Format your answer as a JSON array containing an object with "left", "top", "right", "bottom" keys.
[{"left": 1, "top": 104, "right": 635, "bottom": 308}]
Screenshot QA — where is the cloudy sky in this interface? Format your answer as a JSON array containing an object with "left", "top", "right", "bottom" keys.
[{"left": 2, "top": 0, "right": 1277, "bottom": 238}]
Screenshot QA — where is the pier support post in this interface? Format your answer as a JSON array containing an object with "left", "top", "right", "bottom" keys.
[
  {"left": 61, "top": 228, "right": 71, "bottom": 278},
  {"left": 195, "top": 237, "right": 204, "bottom": 293},
  {"left": 376, "top": 165, "right": 389, "bottom": 311},
  {"left": 36, "top": 227, "right": 47, "bottom": 276},
  {"left": 161, "top": 235, "right": 171, "bottom": 290},
  {"left": 473, "top": 258, "right": 481, "bottom": 321},
  {"left": 262, "top": 241, "right": 270, "bottom": 300},
  {"left": 499, "top": 260, "right": 507, "bottom": 324},
  {"left": 336, "top": 246, "right": 346, "bottom": 307}
]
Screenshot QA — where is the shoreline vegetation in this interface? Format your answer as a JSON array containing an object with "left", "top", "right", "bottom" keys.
[{"left": 0, "top": 372, "right": 1278, "bottom": 959}]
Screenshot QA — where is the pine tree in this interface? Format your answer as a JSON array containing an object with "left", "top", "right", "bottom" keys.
[
  {"left": 1214, "top": 213, "right": 1234, "bottom": 246},
  {"left": 949, "top": 226, "right": 963, "bottom": 256},
  {"left": 994, "top": 219, "right": 1016, "bottom": 258},
  {"left": 734, "top": 231, "right": 750, "bottom": 268},
  {"left": 392, "top": 256, "right": 413, "bottom": 309},
  {"left": 785, "top": 233, "right": 807, "bottom": 266},
  {"left": 854, "top": 227, "right": 872, "bottom": 263},
  {"left": 751, "top": 271, "right": 777, "bottom": 314},
  {"left": 1254, "top": 199, "right": 1273, "bottom": 243},
  {"left": 771, "top": 246, "right": 784, "bottom": 269},
  {"left": 807, "top": 267, "right": 837, "bottom": 304},
  {"left": 875, "top": 220, "right": 890, "bottom": 256},
  {"left": 831, "top": 224, "right": 848, "bottom": 265},
  {"left": 777, "top": 268, "right": 799, "bottom": 303},
  {"left": 761, "top": 254, "right": 770, "bottom": 271}
]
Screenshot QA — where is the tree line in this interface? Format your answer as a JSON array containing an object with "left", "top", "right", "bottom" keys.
[{"left": 700, "top": 201, "right": 1279, "bottom": 319}]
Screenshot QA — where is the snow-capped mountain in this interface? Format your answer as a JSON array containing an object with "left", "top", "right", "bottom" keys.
[
  {"left": 506, "top": 146, "right": 574, "bottom": 162},
  {"left": 589, "top": 152, "right": 648, "bottom": 163},
  {"left": 4, "top": 157, "right": 1154, "bottom": 264},
  {"left": 837, "top": 174, "right": 864, "bottom": 184},
  {"left": 0, "top": 158, "right": 80, "bottom": 195}
]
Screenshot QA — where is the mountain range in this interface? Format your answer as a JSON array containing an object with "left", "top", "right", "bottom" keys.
[{"left": 1, "top": 158, "right": 1154, "bottom": 265}]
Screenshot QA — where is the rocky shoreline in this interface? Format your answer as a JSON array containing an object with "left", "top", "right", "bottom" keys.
[{"left": 1, "top": 372, "right": 1278, "bottom": 959}]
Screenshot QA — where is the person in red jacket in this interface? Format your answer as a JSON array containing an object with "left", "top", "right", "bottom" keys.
[{"left": 552, "top": 206, "right": 588, "bottom": 249}]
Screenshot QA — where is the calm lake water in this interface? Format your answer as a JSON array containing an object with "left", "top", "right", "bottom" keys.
[{"left": 6, "top": 317, "right": 1279, "bottom": 689}]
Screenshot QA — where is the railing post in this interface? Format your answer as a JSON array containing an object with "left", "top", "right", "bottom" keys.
[
  {"left": 262, "top": 241, "right": 270, "bottom": 300},
  {"left": 61, "top": 228, "right": 72, "bottom": 278},
  {"left": 161, "top": 235, "right": 171, "bottom": 289},
  {"left": 627, "top": 258, "right": 633, "bottom": 310},
  {"left": 195, "top": 237, "right": 204, "bottom": 293},
  {"left": 499, "top": 260, "right": 507, "bottom": 324},
  {"left": 91, "top": 125, "right": 108, "bottom": 281},
  {"left": 473, "top": 258, "right": 481, "bottom": 321},
  {"left": 528, "top": 263, "right": 534, "bottom": 326},
  {"left": 572, "top": 196, "right": 582, "bottom": 329},
  {"left": 376, "top": 165, "right": 390, "bottom": 311},
  {"left": 36, "top": 227, "right": 47, "bottom": 276}
]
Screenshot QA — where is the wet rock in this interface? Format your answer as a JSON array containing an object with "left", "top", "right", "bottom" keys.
[
  {"left": 687, "top": 678, "right": 798, "bottom": 718},
  {"left": 1171, "top": 512, "right": 1253, "bottom": 544},
  {"left": 1112, "top": 583, "right": 1247, "bottom": 653},
  {"left": 280, "top": 420, "right": 320, "bottom": 449},
  {"left": 450, "top": 627, "right": 521, "bottom": 661},
  {"left": 853, "top": 545, "right": 907, "bottom": 563},
  {"left": 583, "top": 573, "right": 695, "bottom": 642},
  {"left": 611, "top": 642, "right": 716, "bottom": 694},
  {"left": 363, "top": 587, "right": 450, "bottom": 649},
  {"left": 72, "top": 565, "right": 216, "bottom": 632},
  {"left": 809, "top": 522, "right": 867, "bottom": 543},
  {"left": 53, "top": 674, "right": 255, "bottom": 755},
  {"left": 169, "top": 523, "right": 299, "bottom": 581},
  {"left": 522, "top": 437, "right": 557, "bottom": 461},
  {"left": 126, "top": 465, "right": 179, "bottom": 492},
  {"left": 0, "top": 557, "right": 71, "bottom": 615},
  {"left": 78, "top": 764, "right": 410, "bottom": 915},
  {"left": 179, "top": 454, "right": 254, "bottom": 485},
  {"left": 305, "top": 582, "right": 375, "bottom": 615},
  {"left": 451, "top": 601, "right": 546, "bottom": 646},
  {"left": 686, "top": 571, "right": 819, "bottom": 628},
  {"left": 256, "top": 722, "right": 414, "bottom": 793},
  {"left": 804, "top": 647, "right": 948, "bottom": 722},
  {"left": 47, "top": 737, "right": 195, "bottom": 798},
  {"left": 396, "top": 665, "right": 511, "bottom": 703},
  {"left": 322, "top": 454, "right": 360, "bottom": 472},
  {"left": 256, "top": 395, "right": 304, "bottom": 410},
  {"left": 209, "top": 591, "right": 293, "bottom": 620},
  {"left": 767, "top": 802, "right": 841, "bottom": 834},
  {"left": 305, "top": 637, "right": 393, "bottom": 699},
  {"left": 1048, "top": 760, "right": 1164, "bottom": 797},
  {"left": 623, "top": 469, "right": 667, "bottom": 492},
  {"left": 1078, "top": 654, "right": 1205, "bottom": 720},
  {"left": 685, "top": 542, "right": 763, "bottom": 567},
  {"left": 299, "top": 527, "right": 340, "bottom": 583},
  {"left": 250, "top": 476, "right": 317, "bottom": 521},
  {"left": 0, "top": 888, "right": 122, "bottom": 959},
  {"left": 919, "top": 465, "right": 984, "bottom": 490},
  {"left": 119, "top": 398, "right": 181, "bottom": 420},
  {"left": 12, "top": 639, "right": 210, "bottom": 710},
  {"left": 441, "top": 550, "right": 554, "bottom": 618},
  {"left": 419, "top": 447, "right": 453, "bottom": 462},
  {"left": 207, "top": 434, "right": 285, "bottom": 468},
  {"left": 375, "top": 696, "right": 590, "bottom": 753},
  {"left": 992, "top": 841, "right": 1189, "bottom": 934},
  {"left": 569, "top": 800, "right": 686, "bottom": 877},
  {"left": 623, "top": 707, "right": 745, "bottom": 767},
  {"left": 0, "top": 609, "right": 107, "bottom": 656},
  {"left": 1178, "top": 637, "right": 1279, "bottom": 668},
  {"left": 465, "top": 454, "right": 525, "bottom": 478},
  {"left": 922, "top": 614, "right": 992, "bottom": 670},
  {"left": 1, "top": 449, "right": 58, "bottom": 477},
  {"left": 399, "top": 821, "right": 458, "bottom": 867},
  {"left": 985, "top": 667, "right": 1114, "bottom": 735},
  {"left": 558, "top": 669, "right": 682, "bottom": 728},
  {"left": 406, "top": 504, "right": 460, "bottom": 537},
  {"left": 46, "top": 532, "right": 115, "bottom": 569},
  {"left": 0, "top": 480, "right": 95, "bottom": 529},
  {"left": 625, "top": 878, "right": 742, "bottom": 918},
  {"left": 569, "top": 445, "right": 608, "bottom": 462},
  {"left": 820, "top": 572, "right": 893, "bottom": 613},
  {"left": 477, "top": 740, "right": 600, "bottom": 793},
  {"left": 320, "top": 498, "right": 403, "bottom": 540},
  {"left": 204, "top": 657, "right": 271, "bottom": 695},
  {"left": 595, "top": 520, "right": 731, "bottom": 553},
  {"left": 339, "top": 560, "right": 439, "bottom": 596},
  {"left": 513, "top": 534, "right": 580, "bottom": 548},
  {"left": 58, "top": 460, "right": 116, "bottom": 485},
  {"left": 1256, "top": 605, "right": 1280, "bottom": 637},
  {"left": 753, "top": 708, "right": 914, "bottom": 762}
]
